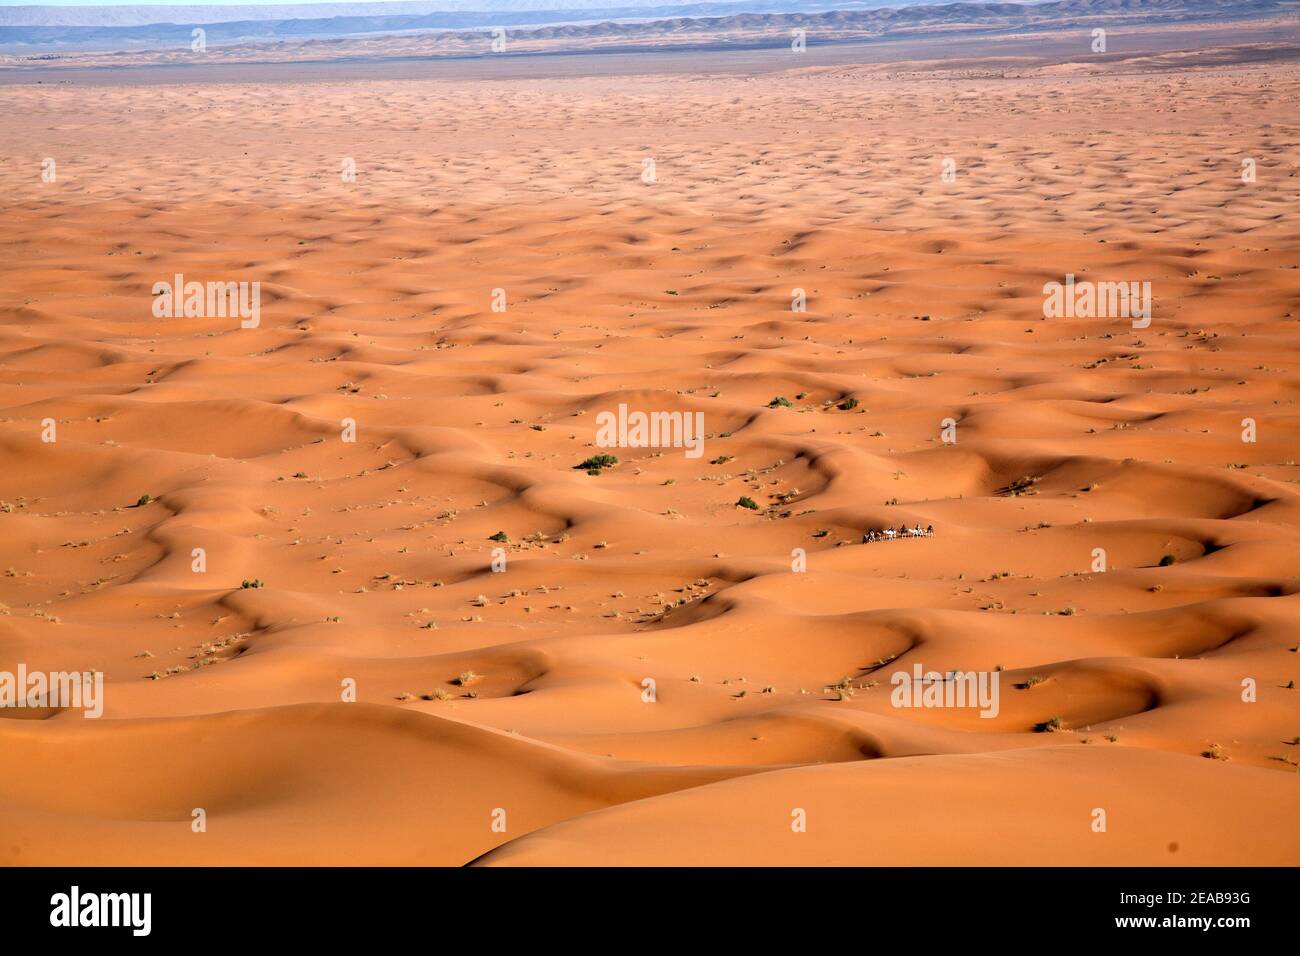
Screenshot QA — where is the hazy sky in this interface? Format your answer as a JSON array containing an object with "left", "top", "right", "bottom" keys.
[{"left": 0, "top": 1, "right": 354, "bottom": 5}]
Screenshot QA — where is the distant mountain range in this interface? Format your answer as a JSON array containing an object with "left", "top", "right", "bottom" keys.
[
  {"left": 0, "top": 0, "right": 1290, "bottom": 51},
  {"left": 0, "top": 0, "right": 909, "bottom": 47},
  {"left": 0, "top": 0, "right": 899, "bottom": 27}
]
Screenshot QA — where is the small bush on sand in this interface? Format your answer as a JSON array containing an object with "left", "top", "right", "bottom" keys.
[
  {"left": 1000, "top": 475, "right": 1040, "bottom": 497},
  {"left": 575, "top": 453, "right": 618, "bottom": 474}
]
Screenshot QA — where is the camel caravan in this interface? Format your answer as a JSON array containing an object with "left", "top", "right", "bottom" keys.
[{"left": 862, "top": 525, "right": 934, "bottom": 544}]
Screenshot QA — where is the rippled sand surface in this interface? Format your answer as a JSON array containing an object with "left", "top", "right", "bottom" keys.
[{"left": 2, "top": 50, "right": 1299, "bottom": 865}]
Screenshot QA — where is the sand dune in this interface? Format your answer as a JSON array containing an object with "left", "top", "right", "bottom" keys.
[
  {"left": 474, "top": 746, "right": 1300, "bottom": 865},
  {"left": 1, "top": 38, "right": 1298, "bottom": 866}
]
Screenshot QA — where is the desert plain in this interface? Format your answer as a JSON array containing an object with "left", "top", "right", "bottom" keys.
[{"left": 1, "top": 20, "right": 1300, "bottom": 866}]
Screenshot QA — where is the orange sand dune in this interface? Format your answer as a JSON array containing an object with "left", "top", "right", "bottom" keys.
[
  {"left": 0, "top": 703, "right": 745, "bottom": 865},
  {"left": 1, "top": 48, "right": 1298, "bottom": 866},
  {"left": 476, "top": 746, "right": 1300, "bottom": 866}
]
